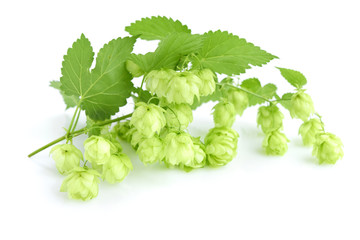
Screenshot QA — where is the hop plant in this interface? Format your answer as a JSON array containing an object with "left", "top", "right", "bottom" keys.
[
  {"left": 227, "top": 88, "right": 249, "bottom": 116},
  {"left": 164, "top": 103, "right": 193, "bottom": 130},
  {"left": 50, "top": 144, "right": 83, "bottom": 175},
  {"left": 262, "top": 130, "right": 289, "bottom": 156},
  {"left": 312, "top": 133, "right": 344, "bottom": 164},
  {"left": 191, "top": 69, "right": 216, "bottom": 96},
  {"left": 299, "top": 118, "right": 324, "bottom": 146},
  {"left": 102, "top": 153, "right": 133, "bottom": 183},
  {"left": 28, "top": 16, "right": 345, "bottom": 201},
  {"left": 60, "top": 167, "right": 100, "bottom": 201},
  {"left": 257, "top": 104, "right": 284, "bottom": 133},
  {"left": 165, "top": 71, "right": 202, "bottom": 104},
  {"left": 84, "top": 136, "right": 115, "bottom": 165},
  {"left": 212, "top": 100, "right": 236, "bottom": 128},
  {"left": 145, "top": 69, "right": 175, "bottom": 97},
  {"left": 163, "top": 132, "right": 195, "bottom": 166},
  {"left": 290, "top": 90, "right": 315, "bottom": 121},
  {"left": 130, "top": 102, "right": 166, "bottom": 138},
  {"left": 137, "top": 136, "right": 164, "bottom": 165},
  {"left": 205, "top": 127, "right": 239, "bottom": 167}
]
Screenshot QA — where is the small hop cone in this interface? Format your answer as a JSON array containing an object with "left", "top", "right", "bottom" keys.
[
  {"left": 212, "top": 100, "right": 236, "bottom": 128},
  {"left": 130, "top": 102, "right": 166, "bottom": 138},
  {"left": 165, "top": 71, "right": 202, "bottom": 105},
  {"left": 145, "top": 69, "right": 175, "bottom": 97},
  {"left": 164, "top": 103, "right": 193, "bottom": 130},
  {"left": 163, "top": 132, "right": 195, "bottom": 166},
  {"left": 180, "top": 137, "right": 207, "bottom": 171},
  {"left": 60, "top": 167, "right": 100, "bottom": 201},
  {"left": 84, "top": 136, "right": 114, "bottom": 165},
  {"left": 191, "top": 69, "right": 216, "bottom": 96},
  {"left": 312, "top": 132, "right": 343, "bottom": 164},
  {"left": 257, "top": 105, "right": 284, "bottom": 134},
  {"left": 50, "top": 144, "right": 83, "bottom": 175},
  {"left": 299, "top": 118, "right": 324, "bottom": 146},
  {"left": 227, "top": 88, "right": 249, "bottom": 116},
  {"left": 125, "top": 60, "right": 144, "bottom": 77},
  {"left": 137, "top": 136, "right": 164, "bottom": 165},
  {"left": 102, "top": 153, "right": 133, "bottom": 183},
  {"left": 290, "top": 90, "right": 315, "bottom": 121},
  {"left": 112, "top": 120, "right": 134, "bottom": 143},
  {"left": 205, "top": 127, "right": 239, "bottom": 167},
  {"left": 130, "top": 130, "right": 147, "bottom": 150},
  {"left": 262, "top": 130, "right": 290, "bottom": 156}
]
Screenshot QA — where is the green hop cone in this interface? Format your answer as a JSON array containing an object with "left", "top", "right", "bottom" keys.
[
  {"left": 145, "top": 69, "right": 175, "bottom": 97},
  {"left": 227, "top": 88, "right": 249, "bottom": 116},
  {"left": 50, "top": 144, "right": 83, "bottom": 175},
  {"left": 205, "top": 127, "right": 239, "bottom": 167},
  {"left": 125, "top": 60, "right": 144, "bottom": 77},
  {"left": 84, "top": 136, "right": 115, "bottom": 165},
  {"left": 312, "top": 132, "right": 343, "bottom": 164},
  {"left": 212, "top": 100, "right": 236, "bottom": 128},
  {"left": 191, "top": 69, "right": 216, "bottom": 96},
  {"left": 165, "top": 71, "right": 201, "bottom": 105},
  {"left": 180, "top": 137, "right": 207, "bottom": 171},
  {"left": 163, "top": 132, "right": 195, "bottom": 166},
  {"left": 130, "top": 102, "right": 166, "bottom": 138},
  {"left": 299, "top": 118, "right": 324, "bottom": 146},
  {"left": 102, "top": 153, "right": 133, "bottom": 183},
  {"left": 262, "top": 130, "right": 290, "bottom": 156},
  {"left": 257, "top": 104, "right": 284, "bottom": 133},
  {"left": 112, "top": 120, "right": 134, "bottom": 143},
  {"left": 290, "top": 90, "right": 315, "bottom": 121},
  {"left": 60, "top": 167, "right": 100, "bottom": 201},
  {"left": 164, "top": 103, "right": 193, "bottom": 130},
  {"left": 137, "top": 136, "right": 164, "bottom": 165},
  {"left": 130, "top": 130, "right": 147, "bottom": 150}
]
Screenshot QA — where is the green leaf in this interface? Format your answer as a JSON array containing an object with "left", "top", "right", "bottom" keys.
[
  {"left": 241, "top": 78, "right": 277, "bottom": 106},
  {"left": 278, "top": 92, "right": 293, "bottom": 110},
  {"left": 50, "top": 81, "right": 79, "bottom": 109},
  {"left": 130, "top": 33, "right": 203, "bottom": 73},
  {"left": 277, "top": 67, "right": 307, "bottom": 89},
  {"left": 192, "top": 31, "right": 278, "bottom": 75},
  {"left": 125, "top": 16, "right": 191, "bottom": 40},
  {"left": 86, "top": 117, "right": 102, "bottom": 137},
  {"left": 132, "top": 87, "right": 159, "bottom": 105},
  {"left": 60, "top": 34, "right": 136, "bottom": 121},
  {"left": 128, "top": 52, "right": 155, "bottom": 73}
]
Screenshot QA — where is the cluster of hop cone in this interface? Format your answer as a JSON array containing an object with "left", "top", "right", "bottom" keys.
[{"left": 50, "top": 67, "right": 343, "bottom": 201}]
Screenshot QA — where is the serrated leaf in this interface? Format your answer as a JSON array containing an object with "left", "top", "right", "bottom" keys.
[
  {"left": 130, "top": 33, "right": 203, "bottom": 73},
  {"left": 277, "top": 67, "right": 307, "bottom": 88},
  {"left": 128, "top": 52, "right": 155, "bottom": 73},
  {"left": 132, "top": 87, "right": 159, "bottom": 104},
  {"left": 50, "top": 81, "right": 79, "bottom": 109},
  {"left": 278, "top": 92, "right": 293, "bottom": 110},
  {"left": 86, "top": 117, "right": 102, "bottom": 137},
  {"left": 125, "top": 16, "right": 191, "bottom": 40},
  {"left": 60, "top": 34, "right": 136, "bottom": 121},
  {"left": 193, "top": 31, "right": 278, "bottom": 75},
  {"left": 241, "top": 78, "right": 277, "bottom": 106}
]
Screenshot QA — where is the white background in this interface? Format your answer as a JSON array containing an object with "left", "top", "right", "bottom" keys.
[{"left": 1, "top": 0, "right": 359, "bottom": 239}]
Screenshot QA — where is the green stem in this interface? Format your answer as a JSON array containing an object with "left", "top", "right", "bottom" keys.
[
  {"left": 71, "top": 108, "right": 81, "bottom": 132},
  {"left": 222, "top": 83, "right": 272, "bottom": 103},
  {"left": 238, "top": 87, "right": 272, "bottom": 103},
  {"left": 66, "top": 106, "right": 80, "bottom": 143},
  {"left": 28, "top": 113, "right": 133, "bottom": 158}
]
